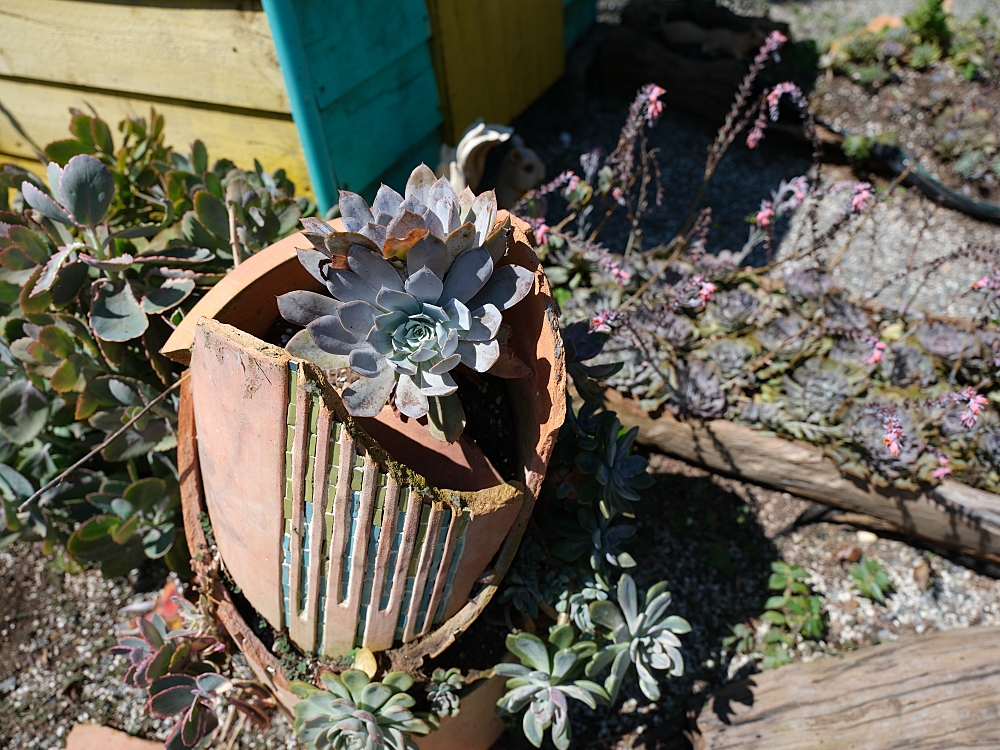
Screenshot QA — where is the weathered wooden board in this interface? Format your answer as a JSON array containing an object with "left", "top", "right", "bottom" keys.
[
  {"left": 693, "top": 627, "right": 1000, "bottom": 749},
  {"left": 0, "top": 0, "right": 287, "bottom": 113},
  {"left": 606, "top": 390, "right": 1000, "bottom": 563},
  {"left": 0, "top": 77, "right": 310, "bottom": 196},
  {"left": 425, "top": 0, "right": 566, "bottom": 143}
]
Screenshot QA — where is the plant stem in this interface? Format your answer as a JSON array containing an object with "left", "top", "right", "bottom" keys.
[
  {"left": 18, "top": 372, "right": 189, "bottom": 511},
  {"left": 228, "top": 203, "right": 241, "bottom": 268}
]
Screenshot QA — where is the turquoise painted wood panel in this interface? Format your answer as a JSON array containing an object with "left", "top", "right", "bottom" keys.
[
  {"left": 300, "top": 0, "right": 433, "bottom": 111},
  {"left": 564, "top": 0, "right": 597, "bottom": 49},
  {"left": 262, "top": 0, "right": 442, "bottom": 213},
  {"left": 319, "top": 44, "right": 442, "bottom": 197}
]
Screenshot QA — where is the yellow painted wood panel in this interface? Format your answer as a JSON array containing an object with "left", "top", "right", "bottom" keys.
[
  {"left": 426, "top": 0, "right": 565, "bottom": 143},
  {"left": 0, "top": 78, "right": 311, "bottom": 197},
  {"left": 0, "top": 0, "right": 288, "bottom": 114}
]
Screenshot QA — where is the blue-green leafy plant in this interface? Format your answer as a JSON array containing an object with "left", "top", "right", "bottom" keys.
[
  {"left": 586, "top": 573, "right": 690, "bottom": 702},
  {"left": 278, "top": 164, "right": 534, "bottom": 441},
  {"left": 290, "top": 669, "right": 434, "bottom": 750},
  {"left": 0, "top": 109, "right": 311, "bottom": 573},
  {"left": 495, "top": 626, "right": 608, "bottom": 750}
]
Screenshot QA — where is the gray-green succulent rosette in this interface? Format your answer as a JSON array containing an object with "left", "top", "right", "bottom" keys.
[{"left": 278, "top": 164, "right": 534, "bottom": 442}]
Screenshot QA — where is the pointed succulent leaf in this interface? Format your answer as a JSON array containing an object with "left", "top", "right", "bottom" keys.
[
  {"left": 285, "top": 330, "right": 349, "bottom": 370},
  {"left": 465, "top": 304, "right": 502, "bottom": 340},
  {"left": 296, "top": 247, "right": 332, "bottom": 285},
  {"left": 383, "top": 227, "right": 428, "bottom": 261},
  {"left": 405, "top": 267, "right": 443, "bottom": 304},
  {"left": 325, "top": 268, "right": 380, "bottom": 306},
  {"left": 405, "top": 164, "right": 436, "bottom": 204},
  {"left": 386, "top": 210, "right": 426, "bottom": 241},
  {"left": 301, "top": 217, "right": 336, "bottom": 237},
  {"left": 338, "top": 191, "right": 374, "bottom": 225},
  {"left": 323, "top": 231, "right": 382, "bottom": 258},
  {"left": 406, "top": 232, "right": 448, "bottom": 278},
  {"left": 484, "top": 216, "right": 511, "bottom": 265},
  {"left": 418, "top": 368, "right": 457, "bottom": 396},
  {"left": 347, "top": 245, "right": 403, "bottom": 293},
  {"left": 278, "top": 290, "right": 342, "bottom": 326},
  {"left": 468, "top": 264, "right": 533, "bottom": 311},
  {"left": 471, "top": 190, "right": 498, "bottom": 246},
  {"left": 440, "top": 245, "right": 493, "bottom": 303},
  {"left": 308, "top": 315, "right": 364, "bottom": 355},
  {"left": 337, "top": 300, "right": 378, "bottom": 337},
  {"left": 376, "top": 288, "right": 420, "bottom": 315},
  {"left": 426, "top": 393, "right": 465, "bottom": 442},
  {"left": 373, "top": 184, "right": 404, "bottom": 218},
  {"left": 443, "top": 223, "right": 477, "bottom": 268}
]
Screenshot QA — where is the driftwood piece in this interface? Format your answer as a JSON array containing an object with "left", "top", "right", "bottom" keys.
[
  {"left": 605, "top": 390, "right": 1000, "bottom": 563},
  {"left": 692, "top": 627, "right": 1000, "bottom": 749}
]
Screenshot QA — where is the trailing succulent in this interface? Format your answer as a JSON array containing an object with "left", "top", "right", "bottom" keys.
[
  {"left": 278, "top": 164, "right": 534, "bottom": 441},
  {"left": 291, "top": 669, "right": 434, "bottom": 750}
]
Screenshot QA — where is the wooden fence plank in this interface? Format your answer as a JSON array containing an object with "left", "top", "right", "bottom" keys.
[
  {"left": 0, "top": 0, "right": 288, "bottom": 113},
  {"left": 0, "top": 78, "right": 310, "bottom": 196}
]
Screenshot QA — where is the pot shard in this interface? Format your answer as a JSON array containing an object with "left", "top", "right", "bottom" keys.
[{"left": 190, "top": 318, "right": 525, "bottom": 657}]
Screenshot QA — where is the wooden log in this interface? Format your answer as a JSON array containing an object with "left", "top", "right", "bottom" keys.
[
  {"left": 605, "top": 390, "right": 1000, "bottom": 563},
  {"left": 692, "top": 627, "right": 1000, "bottom": 749}
]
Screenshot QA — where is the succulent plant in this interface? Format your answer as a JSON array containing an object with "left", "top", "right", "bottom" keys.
[
  {"left": 425, "top": 668, "right": 464, "bottom": 719},
  {"left": 586, "top": 573, "right": 690, "bottom": 702},
  {"left": 703, "top": 337, "right": 756, "bottom": 380},
  {"left": 845, "top": 405, "right": 924, "bottom": 482},
  {"left": 148, "top": 672, "right": 232, "bottom": 750},
  {"left": 823, "top": 294, "right": 871, "bottom": 331},
  {"left": 556, "top": 577, "right": 610, "bottom": 634},
  {"left": 111, "top": 613, "right": 225, "bottom": 690},
  {"left": 573, "top": 414, "right": 654, "bottom": 519},
  {"left": 670, "top": 360, "right": 726, "bottom": 418},
  {"left": 551, "top": 505, "right": 636, "bottom": 572},
  {"left": 291, "top": 669, "right": 433, "bottom": 750},
  {"left": 279, "top": 165, "right": 534, "bottom": 441},
  {"left": 914, "top": 321, "right": 980, "bottom": 361},
  {"left": 756, "top": 313, "right": 813, "bottom": 359},
  {"left": 495, "top": 626, "right": 608, "bottom": 750},
  {"left": 784, "top": 267, "right": 833, "bottom": 302},
  {"left": 708, "top": 287, "right": 759, "bottom": 332},
  {"left": 780, "top": 360, "right": 860, "bottom": 425}
]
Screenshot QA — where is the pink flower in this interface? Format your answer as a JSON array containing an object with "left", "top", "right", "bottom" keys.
[
  {"left": 850, "top": 182, "right": 874, "bottom": 213},
  {"left": 761, "top": 30, "right": 788, "bottom": 60},
  {"left": 865, "top": 341, "right": 887, "bottom": 365},
  {"left": 932, "top": 454, "right": 952, "bottom": 480},
  {"left": 882, "top": 413, "right": 904, "bottom": 456},
  {"left": 777, "top": 176, "right": 809, "bottom": 212},
  {"left": 645, "top": 85, "right": 666, "bottom": 125},
  {"left": 766, "top": 82, "right": 807, "bottom": 121},
  {"left": 746, "top": 109, "right": 768, "bottom": 149},
  {"left": 612, "top": 187, "right": 625, "bottom": 206},
  {"left": 756, "top": 200, "right": 775, "bottom": 228},
  {"left": 533, "top": 222, "right": 549, "bottom": 246},
  {"left": 695, "top": 275, "right": 716, "bottom": 305},
  {"left": 591, "top": 310, "right": 615, "bottom": 334}
]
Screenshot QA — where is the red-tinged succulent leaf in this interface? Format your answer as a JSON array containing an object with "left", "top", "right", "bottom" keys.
[
  {"left": 38, "top": 325, "right": 75, "bottom": 358},
  {"left": 19, "top": 267, "right": 52, "bottom": 315},
  {"left": 382, "top": 228, "right": 428, "bottom": 261},
  {"left": 49, "top": 356, "right": 84, "bottom": 393},
  {"left": 143, "top": 642, "right": 177, "bottom": 686},
  {"left": 9, "top": 226, "right": 51, "bottom": 264},
  {"left": 0, "top": 245, "right": 36, "bottom": 271},
  {"left": 149, "top": 681, "right": 197, "bottom": 717}
]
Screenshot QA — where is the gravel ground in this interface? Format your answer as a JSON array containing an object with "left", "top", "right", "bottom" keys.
[{"left": 0, "top": 545, "right": 297, "bottom": 749}]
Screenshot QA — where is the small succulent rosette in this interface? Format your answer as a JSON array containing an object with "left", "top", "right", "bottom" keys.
[{"left": 278, "top": 165, "right": 534, "bottom": 442}]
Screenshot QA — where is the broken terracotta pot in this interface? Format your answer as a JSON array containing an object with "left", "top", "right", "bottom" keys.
[{"left": 165, "top": 213, "right": 564, "bottom": 662}]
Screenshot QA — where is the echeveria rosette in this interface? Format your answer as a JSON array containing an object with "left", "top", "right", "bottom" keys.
[
  {"left": 290, "top": 669, "right": 433, "bottom": 750},
  {"left": 279, "top": 165, "right": 533, "bottom": 442}
]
